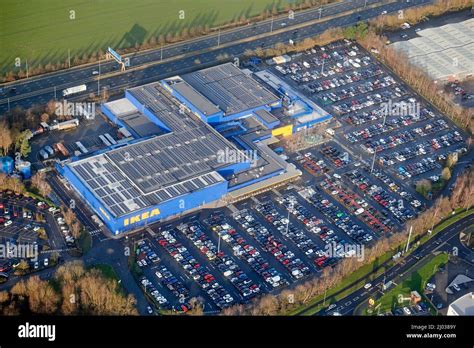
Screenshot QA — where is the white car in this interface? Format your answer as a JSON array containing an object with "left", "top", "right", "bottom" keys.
[
  {"left": 43, "top": 258, "right": 49, "bottom": 267},
  {"left": 4, "top": 220, "right": 12, "bottom": 227},
  {"left": 363, "top": 283, "right": 372, "bottom": 290}
]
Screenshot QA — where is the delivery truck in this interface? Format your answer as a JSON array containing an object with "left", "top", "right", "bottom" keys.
[{"left": 62, "top": 84, "right": 87, "bottom": 97}]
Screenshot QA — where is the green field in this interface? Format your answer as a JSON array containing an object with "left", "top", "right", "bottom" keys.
[
  {"left": 365, "top": 253, "right": 449, "bottom": 315},
  {"left": 0, "top": 0, "right": 297, "bottom": 74}
]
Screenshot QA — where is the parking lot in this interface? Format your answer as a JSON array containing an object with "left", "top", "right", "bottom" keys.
[
  {"left": 271, "top": 39, "right": 468, "bottom": 226},
  {"left": 0, "top": 190, "right": 68, "bottom": 275},
  {"left": 1, "top": 192, "right": 50, "bottom": 246}
]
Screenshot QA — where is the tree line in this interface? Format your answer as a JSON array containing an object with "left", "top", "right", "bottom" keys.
[{"left": 0, "top": 261, "right": 137, "bottom": 315}]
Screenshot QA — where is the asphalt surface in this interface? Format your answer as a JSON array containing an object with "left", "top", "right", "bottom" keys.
[
  {"left": 298, "top": 213, "right": 474, "bottom": 316},
  {"left": 0, "top": 194, "right": 66, "bottom": 252},
  {"left": 0, "top": 0, "right": 431, "bottom": 113}
]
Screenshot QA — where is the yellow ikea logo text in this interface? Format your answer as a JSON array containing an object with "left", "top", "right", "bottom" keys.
[{"left": 124, "top": 208, "right": 160, "bottom": 226}]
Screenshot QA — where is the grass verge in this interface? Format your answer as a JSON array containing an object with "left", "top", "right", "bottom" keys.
[
  {"left": 290, "top": 251, "right": 395, "bottom": 316},
  {"left": 362, "top": 253, "right": 449, "bottom": 315}
]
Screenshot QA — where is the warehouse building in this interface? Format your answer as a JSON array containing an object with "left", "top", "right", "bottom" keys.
[
  {"left": 392, "top": 19, "right": 474, "bottom": 81},
  {"left": 447, "top": 292, "right": 474, "bottom": 316}
]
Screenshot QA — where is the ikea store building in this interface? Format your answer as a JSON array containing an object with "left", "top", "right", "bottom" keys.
[{"left": 56, "top": 63, "right": 288, "bottom": 235}]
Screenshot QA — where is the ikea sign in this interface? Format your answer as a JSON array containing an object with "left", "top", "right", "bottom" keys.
[{"left": 124, "top": 208, "right": 160, "bottom": 227}]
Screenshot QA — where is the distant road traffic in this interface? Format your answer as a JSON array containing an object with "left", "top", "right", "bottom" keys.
[
  {"left": 298, "top": 213, "right": 473, "bottom": 316},
  {"left": 0, "top": 0, "right": 431, "bottom": 113}
]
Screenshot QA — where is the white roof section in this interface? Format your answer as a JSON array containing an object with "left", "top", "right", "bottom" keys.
[
  {"left": 104, "top": 98, "right": 138, "bottom": 115},
  {"left": 447, "top": 292, "right": 474, "bottom": 316},
  {"left": 392, "top": 18, "right": 474, "bottom": 81}
]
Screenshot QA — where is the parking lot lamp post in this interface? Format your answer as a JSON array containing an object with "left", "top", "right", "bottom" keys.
[
  {"left": 405, "top": 225, "right": 413, "bottom": 253},
  {"left": 286, "top": 204, "right": 292, "bottom": 235},
  {"left": 7, "top": 98, "right": 10, "bottom": 111},
  {"left": 382, "top": 110, "right": 388, "bottom": 128},
  {"left": 217, "top": 28, "right": 221, "bottom": 47},
  {"left": 318, "top": 8, "right": 322, "bottom": 20},
  {"left": 97, "top": 58, "right": 101, "bottom": 96},
  {"left": 218, "top": 232, "right": 221, "bottom": 253},
  {"left": 270, "top": 16, "right": 274, "bottom": 33},
  {"left": 370, "top": 150, "right": 377, "bottom": 173},
  {"left": 429, "top": 207, "right": 439, "bottom": 235}
]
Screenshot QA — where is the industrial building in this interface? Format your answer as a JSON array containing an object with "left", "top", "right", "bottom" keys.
[
  {"left": 447, "top": 292, "right": 474, "bottom": 316},
  {"left": 392, "top": 18, "right": 474, "bottom": 81},
  {"left": 57, "top": 62, "right": 328, "bottom": 235}
]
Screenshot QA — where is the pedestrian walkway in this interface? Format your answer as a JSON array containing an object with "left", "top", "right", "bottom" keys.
[
  {"left": 227, "top": 204, "right": 239, "bottom": 214},
  {"left": 251, "top": 196, "right": 261, "bottom": 204}
]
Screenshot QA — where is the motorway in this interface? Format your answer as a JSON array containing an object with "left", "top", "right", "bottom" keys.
[
  {"left": 297, "top": 213, "right": 474, "bottom": 316},
  {"left": 0, "top": 0, "right": 431, "bottom": 113}
]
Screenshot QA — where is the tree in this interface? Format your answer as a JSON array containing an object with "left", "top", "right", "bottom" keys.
[
  {"left": 71, "top": 222, "right": 82, "bottom": 239},
  {"left": 14, "top": 130, "right": 32, "bottom": 157},
  {"left": 15, "top": 260, "right": 30, "bottom": 273},
  {"left": 31, "top": 171, "right": 52, "bottom": 197},
  {"left": 11, "top": 276, "right": 60, "bottom": 314},
  {"left": 445, "top": 153, "right": 458, "bottom": 168},
  {"left": 40, "top": 112, "right": 50, "bottom": 123},
  {"left": 186, "top": 297, "right": 204, "bottom": 315},
  {"left": 441, "top": 167, "right": 451, "bottom": 182},
  {"left": 46, "top": 100, "right": 57, "bottom": 115},
  {"left": 62, "top": 207, "right": 77, "bottom": 227},
  {"left": 416, "top": 179, "right": 432, "bottom": 197},
  {"left": 0, "top": 122, "right": 12, "bottom": 156}
]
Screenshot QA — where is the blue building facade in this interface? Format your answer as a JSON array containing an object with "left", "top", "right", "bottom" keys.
[{"left": 58, "top": 163, "right": 228, "bottom": 235}]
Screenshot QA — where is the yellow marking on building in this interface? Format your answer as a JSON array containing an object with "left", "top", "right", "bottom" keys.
[{"left": 272, "top": 124, "right": 293, "bottom": 137}]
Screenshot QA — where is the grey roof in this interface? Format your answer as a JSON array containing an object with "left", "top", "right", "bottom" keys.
[
  {"left": 171, "top": 79, "right": 221, "bottom": 116},
  {"left": 181, "top": 63, "right": 280, "bottom": 115},
  {"left": 104, "top": 98, "right": 163, "bottom": 137},
  {"left": 119, "top": 112, "right": 163, "bottom": 138},
  {"left": 392, "top": 18, "right": 474, "bottom": 81},
  {"left": 68, "top": 81, "right": 245, "bottom": 217},
  {"left": 254, "top": 109, "right": 279, "bottom": 126}
]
